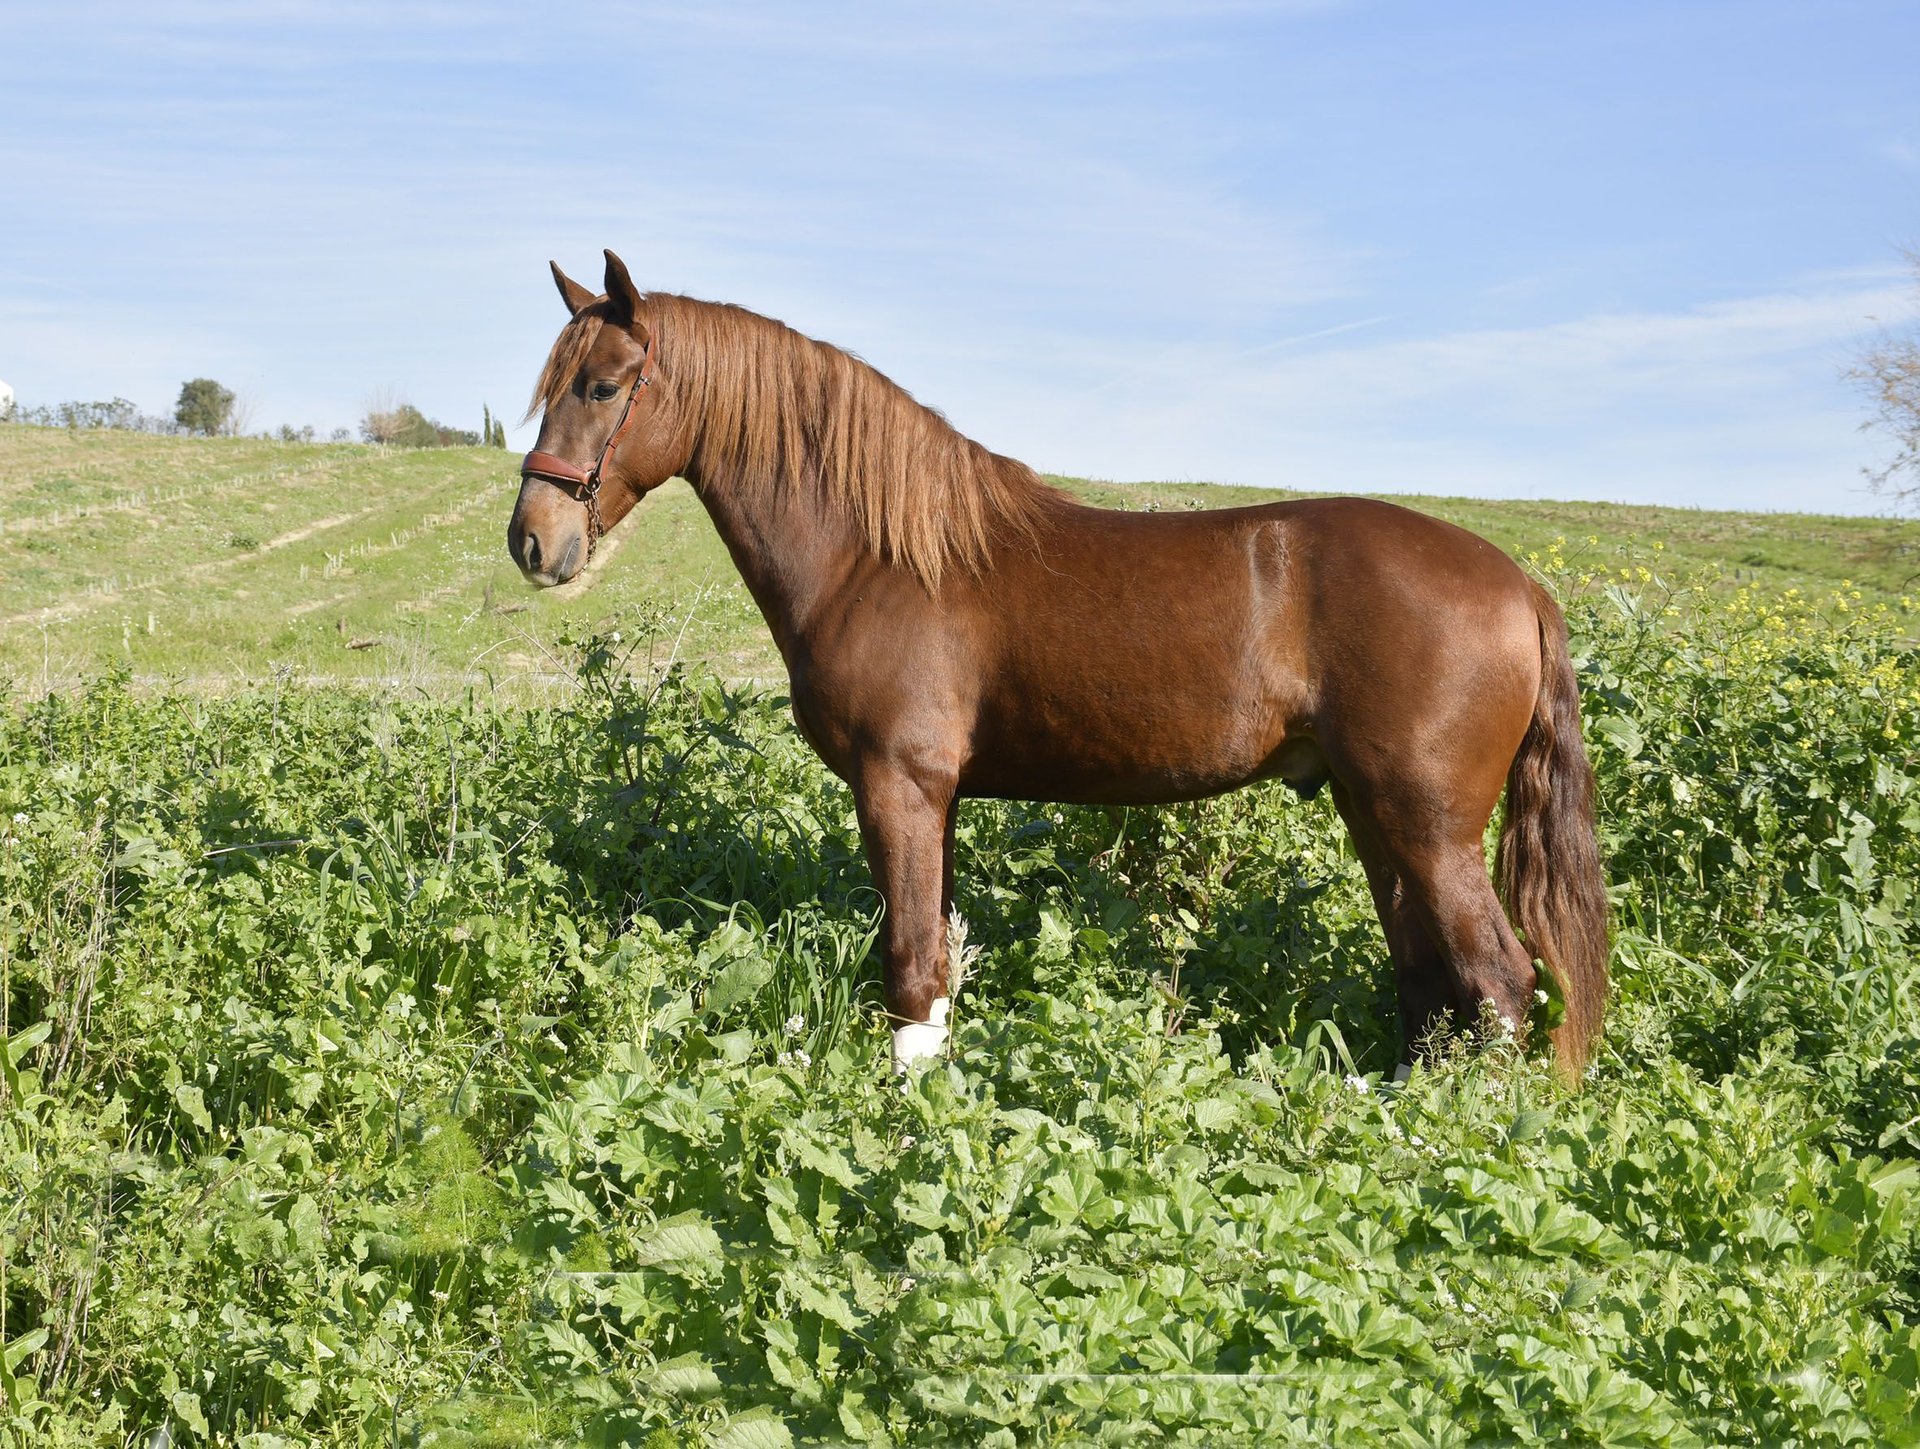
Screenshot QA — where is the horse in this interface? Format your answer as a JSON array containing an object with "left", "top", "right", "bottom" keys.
[{"left": 507, "top": 250, "right": 1610, "bottom": 1080}]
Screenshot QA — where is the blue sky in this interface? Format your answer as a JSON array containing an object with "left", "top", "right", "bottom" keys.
[{"left": 3, "top": 1, "right": 1917, "bottom": 512}]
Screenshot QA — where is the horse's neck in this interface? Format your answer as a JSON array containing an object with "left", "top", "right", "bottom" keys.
[{"left": 683, "top": 466, "right": 864, "bottom": 659}]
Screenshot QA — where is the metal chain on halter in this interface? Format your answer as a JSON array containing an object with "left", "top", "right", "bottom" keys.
[
  {"left": 581, "top": 476, "right": 604, "bottom": 556},
  {"left": 519, "top": 329, "right": 658, "bottom": 561}
]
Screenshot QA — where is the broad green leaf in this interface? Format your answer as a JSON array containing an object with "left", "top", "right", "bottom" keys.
[
  {"left": 706, "top": 1409, "right": 795, "bottom": 1448},
  {"left": 1592, "top": 714, "right": 1643, "bottom": 758},
  {"left": 647, "top": 1352, "right": 722, "bottom": 1399},
  {"left": 704, "top": 952, "right": 774, "bottom": 1019},
  {"left": 173, "top": 1083, "right": 213, "bottom": 1133},
  {"left": 632, "top": 1211, "right": 724, "bottom": 1278}
]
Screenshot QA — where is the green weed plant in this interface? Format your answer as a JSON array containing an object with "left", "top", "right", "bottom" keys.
[{"left": 1, "top": 558, "right": 1917, "bottom": 1444}]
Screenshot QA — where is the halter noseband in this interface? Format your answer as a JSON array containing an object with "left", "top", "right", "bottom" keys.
[{"left": 518, "top": 329, "right": 659, "bottom": 559}]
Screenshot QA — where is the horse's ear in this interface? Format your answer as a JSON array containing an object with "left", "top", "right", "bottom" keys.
[
  {"left": 550, "top": 261, "right": 596, "bottom": 317},
  {"left": 603, "top": 249, "right": 643, "bottom": 329}
]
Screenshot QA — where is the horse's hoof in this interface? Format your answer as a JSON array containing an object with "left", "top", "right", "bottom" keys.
[{"left": 891, "top": 997, "right": 951, "bottom": 1073}]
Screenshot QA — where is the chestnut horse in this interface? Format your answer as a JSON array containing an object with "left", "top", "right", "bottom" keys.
[{"left": 508, "top": 251, "right": 1609, "bottom": 1079}]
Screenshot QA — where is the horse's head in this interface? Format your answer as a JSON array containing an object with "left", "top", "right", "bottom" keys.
[{"left": 508, "top": 249, "right": 683, "bottom": 587}]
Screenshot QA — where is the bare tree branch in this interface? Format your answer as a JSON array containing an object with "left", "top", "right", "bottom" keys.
[{"left": 1845, "top": 247, "right": 1920, "bottom": 510}]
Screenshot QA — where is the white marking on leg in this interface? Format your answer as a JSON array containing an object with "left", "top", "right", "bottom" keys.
[{"left": 891, "top": 996, "right": 950, "bottom": 1073}]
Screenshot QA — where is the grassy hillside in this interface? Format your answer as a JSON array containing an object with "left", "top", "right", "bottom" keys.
[{"left": 3, "top": 426, "right": 1917, "bottom": 692}]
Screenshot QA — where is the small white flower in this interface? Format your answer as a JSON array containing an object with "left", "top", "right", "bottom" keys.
[
  {"left": 1533, "top": 988, "right": 1549, "bottom": 1004},
  {"left": 1497, "top": 1013, "right": 1517, "bottom": 1033},
  {"left": 899, "top": 1276, "right": 916, "bottom": 1292},
  {"left": 10, "top": 812, "right": 25, "bottom": 825},
  {"left": 610, "top": 630, "right": 623, "bottom": 642},
  {"left": 776, "top": 1048, "right": 812, "bottom": 1069},
  {"left": 1344, "top": 1074, "right": 1371, "bottom": 1096},
  {"left": 900, "top": 1134, "right": 917, "bottom": 1149},
  {"left": 783, "top": 1014, "right": 805, "bottom": 1037}
]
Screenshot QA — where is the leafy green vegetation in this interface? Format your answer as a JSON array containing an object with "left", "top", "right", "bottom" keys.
[{"left": 3, "top": 557, "right": 1917, "bottom": 1443}]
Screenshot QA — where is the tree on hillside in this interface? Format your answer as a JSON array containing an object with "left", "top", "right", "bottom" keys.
[
  {"left": 361, "top": 397, "right": 480, "bottom": 448},
  {"left": 1847, "top": 249, "right": 1920, "bottom": 510},
  {"left": 175, "top": 378, "right": 236, "bottom": 436}
]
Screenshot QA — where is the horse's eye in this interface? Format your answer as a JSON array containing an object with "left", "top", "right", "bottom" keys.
[{"left": 590, "top": 380, "right": 620, "bottom": 403}]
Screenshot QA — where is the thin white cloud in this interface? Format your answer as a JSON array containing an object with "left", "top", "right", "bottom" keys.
[
  {"left": 5, "top": 0, "right": 1347, "bottom": 75},
  {"left": 958, "top": 281, "right": 1917, "bottom": 513}
]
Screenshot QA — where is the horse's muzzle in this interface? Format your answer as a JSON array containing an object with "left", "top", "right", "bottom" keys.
[{"left": 508, "top": 515, "right": 583, "bottom": 586}]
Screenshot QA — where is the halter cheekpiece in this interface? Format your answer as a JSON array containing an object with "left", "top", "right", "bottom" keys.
[{"left": 518, "top": 329, "right": 659, "bottom": 559}]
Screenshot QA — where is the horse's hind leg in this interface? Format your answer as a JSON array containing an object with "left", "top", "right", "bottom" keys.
[
  {"left": 1332, "top": 783, "right": 1452, "bottom": 1065},
  {"left": 1390, "top": 830, "right": 1538, "bottom": 1043},
  {"left": 1334, "top": 765, "right": 1538, "bottom": 1053}
]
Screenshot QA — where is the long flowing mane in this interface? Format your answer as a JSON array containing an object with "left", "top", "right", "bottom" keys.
[{"left": 530, "top": 294, "right": 1066, "bottom": 590}]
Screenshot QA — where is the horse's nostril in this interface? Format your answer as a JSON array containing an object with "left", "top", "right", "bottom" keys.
[{"left": 521, "top": 534, "right": 542, "bottom": 573}]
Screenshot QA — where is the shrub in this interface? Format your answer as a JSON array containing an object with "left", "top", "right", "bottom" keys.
[
  {"left": 361, "top": 401, "right": 480, "bottom": 448},
  {"left": 173, "top": 378, "right": 235, "bottom": 436}
]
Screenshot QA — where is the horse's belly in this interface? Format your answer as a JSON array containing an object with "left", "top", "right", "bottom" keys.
[{"left": 959, "top": 690, "right": 1315, "bottom": 806}]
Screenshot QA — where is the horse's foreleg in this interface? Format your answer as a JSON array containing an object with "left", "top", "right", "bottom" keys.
[{"left": 854, "top": 766, "right": 957, "bottom": 1071}]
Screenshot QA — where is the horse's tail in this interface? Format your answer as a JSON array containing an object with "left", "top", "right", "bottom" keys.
[{"left": 1496, "top": 582, "right": 1610, "bottom": 1081}]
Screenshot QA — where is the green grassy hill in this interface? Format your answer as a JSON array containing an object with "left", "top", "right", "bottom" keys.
[{"left": 4, "top": 426, "right": 1915, "bottom": 691}]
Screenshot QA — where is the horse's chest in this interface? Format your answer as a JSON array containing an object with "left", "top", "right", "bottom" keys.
[{"left": 787, "top": 688, "right": 852, "bottom": 777}]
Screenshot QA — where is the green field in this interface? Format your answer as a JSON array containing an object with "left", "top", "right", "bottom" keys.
[
  {"left": 3, "top": 425, "right": 1919, "bottom": 1444},
  {"left": 5, "top": 426, "right": 1917, "bottom": 690}
]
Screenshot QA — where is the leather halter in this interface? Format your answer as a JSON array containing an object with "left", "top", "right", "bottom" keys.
[{"left": 518, "top": 329, "right": 659, "bottom": 559}]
